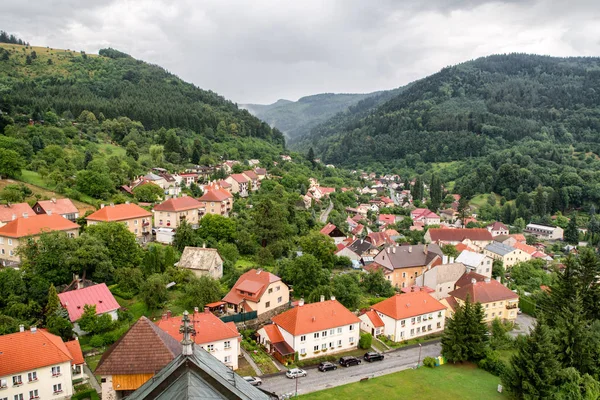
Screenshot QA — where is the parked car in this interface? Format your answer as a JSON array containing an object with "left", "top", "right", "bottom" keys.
[
  {"left": 318, "top": 361, "right": 337, "bottom": 372},
  {"left": 339, "top": 356, "right": 361, "bottom": 367},
  {"left": 364, "top": 352, "right": 384, "bottom": 362},
  {"left": 286, "top": 368, "right": 307, "bottom": 379},
  {"left": 243, "top": 376, "right": 262, "bottom": 386}
]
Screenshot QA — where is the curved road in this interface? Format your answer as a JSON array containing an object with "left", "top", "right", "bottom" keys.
[
  {"left": 260, "top": 342, "right": 441, "bottom": 397},
  {"left": 319, "top": 201, "right": 334, "bottom": 224}
]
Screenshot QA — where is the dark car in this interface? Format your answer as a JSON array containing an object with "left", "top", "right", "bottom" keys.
[
  {"left": 339, "top": 356, "right": 361, "bottom": 367},
  {"left": 364, "top": 352, "right": 384, "bottom": 362},
  {"left": 318, "top": 361, "right": 338, "bottom": 372}
]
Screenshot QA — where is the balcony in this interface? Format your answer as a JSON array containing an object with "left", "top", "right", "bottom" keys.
[
  {"left": 142, "top": 221, "right": 150, "bottom": 227},
  {"left": 506, "top": 304, "right": 518, "bottom": 310}
]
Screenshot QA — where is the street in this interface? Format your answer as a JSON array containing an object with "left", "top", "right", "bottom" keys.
[{"left": 260, "top": 342, "right": 441, "bottom": 397}]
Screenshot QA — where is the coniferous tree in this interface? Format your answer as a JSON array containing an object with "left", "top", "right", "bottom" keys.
[
  {"left": 307, "top": 147, "right": 316, "bottom": 168},
  {"left": 45, "top": 285, "right": 60, "bottom": 320},
  {"left": 565, "top": 217, "right": 579, "bottom": 244},
  {"left": 533, "top": 185, "right": 546, "bottom": 217},
  {"left": 442, "top": 296, "right": 488, "bottom": 362}
]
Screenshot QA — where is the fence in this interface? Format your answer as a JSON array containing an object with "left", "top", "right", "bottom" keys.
[{"left": 220, "top": 311, "right": 258, "bottom": 323}]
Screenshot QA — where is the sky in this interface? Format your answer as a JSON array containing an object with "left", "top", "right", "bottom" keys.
[{"left": 2, "top": 0, "right": 600, "bottom": 104}]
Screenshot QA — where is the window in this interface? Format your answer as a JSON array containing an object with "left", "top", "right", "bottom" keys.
[
  {"left": 492, "top": 312, "right": 495, "bottom": 317},
  {"left": 276, "top": 286, "right": 280, "bottom": 291},
  {"left": 134, "top": 229, "right": 138, "bottom": 234},
  {"left": 402, "top": 272, "right": 406, "bottom": 278},
  {"left": 337, "top": 340, "right": 342, "bottom": 346},
  {"left": 9, "top": 250, "right": 13, "bottom": 256},
  {"left": 12, "top": 376, "right": 22, "bottom": 386},
  {"left": 52, "top": 384, "right": 62, "bottom": 393},
  {"left": 268, "top": 288, "right": 273, "bottom": 294},
  {"left": 134, "top": 219, "right": 138, "bottom": 225},
  {"left": 28, "top": 390, "right": 38, "bottom": 399},
  {"left": 417, "top": 316, "right": 421, "bottom": 323},
  {"left": 337, "top": 327, "right": 342, "bottom": 334},
  {"left": 224, "top": 341, "right": 231, "bottom": 349},
  {"left": 428, "top": 324, "right": 432, "bottom": 331},
  {"left": 125, "top": 221, "right": 129, "bottom": 226},
  {"left": 1, "top": 249, "right": 4, "bottom": 255},
  {"left": 206, "top": 344, "right": 214, "bottom": 352},
  {"left": 492, "top": 303, "right": 496, "bottom": 307},
  {"left": 329, "top": 342, "right": 334, "bottom": 348},
  {"left": 437, "top": 322, "right": 441, "bottom": 328},
  {"left": 265, "top": 301, "right": 270, "bottom": 308},
  {"left": 329, "top": 329, "right": 334, "bottom": 335},
  {"left": 74, "top": 365, "right": 82, "bottom": 375},
  {"left": 322, "top": 330, "right": 327, "bottom": 337},
  {"left": 313, "top": 345, "right": 319, "bottom": 351},
  {"left": 0, "top": 237, "right": 3, "bottom": 244},
  {"left": 0, "top": 379, "right": 6, "bottom": 388},
  {"left": 14, "top": 395, "right": 23, "bottom": 400},
  {"left": 485, "top": 304, "right": 489, "bottom": 308},
  {"left": 224, "top": 356, "right": 231, "bottom": 364},
  {"left": 416, "top": 327, "right": 420, "bottom": 333},
  {"left": 8, "top": 239, "right": 12, "bottom": 246},
  {"left": 410, "top": 329, "right": 414, "bottom": 336},
  {"left": 300, "top": 335, "right": 306, "bottom": 342},
  {"left": 51, "top": 366, "right": 61, "bottom": 376},
  {"left": 300, "top": 348, "right": 306, "bottom": 354},
  {"left": 314, "top": 333, "right": 319, "bottom": 339},
  {"left": 27, "top": 372, "right": 36, "bottom": 382},
  {"left": 321, "top": 343, "right": 327, "bottom": 350},
  {"left": 401, "top": 320, "right": 405, "bottom": 327},
  {"left": 278, "top": 296, "right": 282, "bottom": 303},
  {"left": 438, "top": 311, "right": 442, "bottom": 318},
  {"left": 349, "top": 325, "right": 354, "bottom": 331},
  {"left": 349, "top": 337, "right": 354, "bottom": 344},
  {"left": 159, "top": 219, "right": 163, "bottom": 225}
]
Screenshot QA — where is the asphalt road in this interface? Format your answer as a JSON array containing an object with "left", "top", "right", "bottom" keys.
[
  {"left": 510, "top": 313, "right": 536, "bottom": 337},
  {"left": 260, "top": 342, "right": 442, "bottom": 397}
]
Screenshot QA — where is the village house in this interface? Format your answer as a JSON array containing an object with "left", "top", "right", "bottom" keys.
[
  {"left": 410, "top": 208, "right": 441, "bottom": 225},
  {"left": 131, "top": 172, "right": 181, "bottom": 199},
  {"left": 225, "top": 174, "right": 250, "bottom": 197},
  {"left": 415, "top": 262, "right": 467, "bottom": 300},
  {"left": 319, "top": 223, "right": 346, "bottom": 244},
  {"left": 179, "top": 173, "right": 198, "bottom": 186},
  {"left": 259, "top": 297, "right": 360, "bottom": 362},
  {"left": 0, "top": 327, "right": 84, "bottom": 400},
  {"left": 486, "top": 221, "right": 509, "bottom": 237},
  {"left": 493, "top": 234, "right": 517, "bottom": 247},
  {"left": 377, "top": 214, "right": 396, "bottom": 227},
  {"left": 346, "top": 238, "right": 378, "bottom": 258},
  {"left": 242, "top": 170, "right": 260, "bottom": 191},
  {"left": 0, "top": 202, "right": 35, "bottom": 228},
  {"left": 484, "top": 242, "right": 532, "bottom": 269},
  {"left": 58, "top": 283, "right": 120, "bottom": 335},
  {"left": 365, "top": 231, "right": 395, "bottom": 248},
  {"left": 424, "top": 228, "right": 493, "bottom": 252},
  {"left": 254, "top": 167, "right": 267, "bottom": 181},
  {"left": 359, "top": 310, "right": 385, "bottom": 337},
  {"left": 152, "top": 196, "right": 202, "bottom": 231},
  {"left": 524, "top": 223, "right": 564, "bottom": 240},
  {"left": 444, "top": 275, "right": 519, "bottom": 323},
  {"left": 86, "top": 203, "right": 152, "bottom": 240},
  {"left": 95, "top": 316, "right": 182, "bottom": 400},
  {"left": 222, "top": 269, "right": 290, "bottom": 316},
  {"left": 373, "top": 244, "right": 444, "bottom": 289},
  {"left": 32, "top": 198, "right": 79, "bottom": 221},
  {"left": 197, "top": 187, "right": 233, "bottom": 217},
  {"left": 0, "top": 214, "right": 79, "bottom": 266},
  {"left": 156, "top": 309, "right": 241, "bottom": 370},
  {"left": 175, "top": 246, "right": 223, "bottom": 279},
  {"left": 455, "top": 250, "right": 494, "bottom": 277},
  {"left": 367, "top": 292, "right": 446, "bottom": 342}
]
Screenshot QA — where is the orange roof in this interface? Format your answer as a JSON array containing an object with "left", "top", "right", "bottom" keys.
[
  {"left": 271, "top": 299, "right": 360, "bottom": 336},
  {"left": 510, "top": 234, "right": 526, "bottom": 243},
  {"left": 0, "top": 203, "right": 35, "bottom": 223},
  {"left": 513, "top": 242, "right": 537, "bottom": 255},
  {"left": 198, "top": 188, "right": 232, "bottom": 202},
  {"left": 65, "top": 339, "right": 85, "bottom": 365},
  {"left": 449, "top": 279, "right": 519, "bottom": 304},
  {"left": 363, "top": 310, "right": 385, "bottom": 328},
  {"left": 0, "top": 214, "right": 79, "bottom": 238},
  {"left": 371, "top": 292, "right": 446, "bottom": 321},
  {"left": 0, "top": 329, "right": 75, "bottom": 376},
  {"left": 86, "top": 203, "right": 151, "bottom": 222},
  {"left": 156, "top": 310, "right": 239, "bottom": 345},
  {"left": 34, "top": 198, "right": 78, "bottom": 216},
  {"left": 261, "top": 324, "right": 285, "bottom": 343},
  {"left": 223, "top": 269, "right": 282, "bottom": 304},
  {"left": 319, "top": 223, "right": 338, "bottom": 235},
  {"left": 243, "top": 170, "right": 258, "bottom": 180},
  {"left": 153, "top": 196, "right": 202, "bottom": 212},
  {"left": 455, "top": 243, "right": 477, "bottom": 253}
]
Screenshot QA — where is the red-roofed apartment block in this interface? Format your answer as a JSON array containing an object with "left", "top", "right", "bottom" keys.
[
  {"left": 58, "top": 283, "right": 120, "bottom": 335},
  {"left": 152, "top": 196, "right": 202, "bottom": 229},
  {"left": 86, "top": 203, "right": 152, "bottom": 239},
  {"left": 225, "top": 174, "right": 250, "bottom": 197},
  {"left": 198, "top": 186, "right": 233, "bottom": 217}
]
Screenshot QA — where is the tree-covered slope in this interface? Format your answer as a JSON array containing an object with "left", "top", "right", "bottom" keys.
[
  {"left": 241, "top": 91, "right": 397, "bottom": 143},
  {"left": 0, "top": 43, "right": 284, "bottom": 147},
  {"left": 299, "top": 54, "right": 600, "bottom": 168}
]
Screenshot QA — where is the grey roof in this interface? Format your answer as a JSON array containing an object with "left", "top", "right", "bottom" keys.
[
  {"left": 378, "top": 244, "right": 443, "bottom": 270},
  {"left": 177, "top": 247, "right": 222, "bottom": 271},
  {"left": 126, "top": 346, "right": 273, "bottom": 400},
  {"left": 493, "top": 234, "right": 512, "bottom": 243},
  {"left": 348, "top": 239, "right": 375, "bottom": 255},
  {"left": 485, "top": 242, "right": 516, "bottom": 256},
  {"left": 455, "top": 251, "right": 486, "bottom": 269},
  {"left": 144, "top": 172, "right": 163, "bottom": 181}
]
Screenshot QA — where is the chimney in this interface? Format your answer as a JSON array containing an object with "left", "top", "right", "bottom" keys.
[
  {"left": 162, "top": 313, "right": 168, "bottom": 320},
  {"left": 471, "top": 278, "right": 477, "bottom": 284},
  {"left": 408, "top": 246, "right": 412, "bottom": 253},
  {"left": 392, "top": 247, "right": 396, "bottom": 254},
  {"left": 110, "top": 203, "right": 115, "bottom": 207},
  {"left": 125, "top": 201, "right": 130, "bottom": 204},
  {"left": 194, "top": 307, "right": 199, "bottom": 313},
  {"left": 204, "top": 307, "right": 210, "bottom": 314},
  {"left": 19, "top": 324, "right": 24, "bottom": 332},
  {"left": 312, "top": 316, "right": 316, "bottom": 322},
  {"left": 298, "top": 298, "right": 304, "bottom": 307},
  {"left": 386, "top": 247, "right": 390, "bottom": 254},
  {"left": 496, "top": 276, "right": 501, "bottom": 282},
  {"left": 202, "top": 242, "right": 206, "bottom": 249},
  {"left": 47, "top": 210, "right": 52, "bottom": 215},
  {"left": 100, "top": 204, "right": 105, "bottom": 209},
  {"left": 443, "top": 255, "right": 448, "bottom": 264},
  {"left": 51, "top": 198, "right": 56, "bottom": 204},
  {"left": 11, "top": 214, "right": 16, "bottom": 220},
  {"left": 320, "top": 295, "right": 325, "bottom": 302},
  {"left": 423, "top": 244, "right": 428, "bottom": 255},
  {"left": 167, "top": 310, "right": 172, "bottom": 318},
  {"left": 30, "top": 326, "right": 37, "bottom": 333},
  {"left": 22, "top": 212, "right": 28, "bottom": 218}
]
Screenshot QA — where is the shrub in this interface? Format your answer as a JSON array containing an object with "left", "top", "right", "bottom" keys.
[
  {"left": 359, "top": 332, "right": 372, "bottom": 349},
  {"left": 477, "top": 349, "right": 507, "bottom": 376},
  {"left": 89, "top": 335, "right": 105, "bottom": 348},
  {"left": 423, "top": 356, "right": 436, "bottom": 368},
  {"left": 71, "top": 389, "right": 99, "bottom": 400}
]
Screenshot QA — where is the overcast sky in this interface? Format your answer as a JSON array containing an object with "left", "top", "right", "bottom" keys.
[{"left": 3, "top": 0, "right": 600, "bottom": 104}]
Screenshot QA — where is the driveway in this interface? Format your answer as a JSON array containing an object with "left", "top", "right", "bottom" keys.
[
  {"left": 510, "top": 313, "right": 536, "bottom": 337},
  {"left": 260, "top": 342, "right": 441, "bottom": 397}
]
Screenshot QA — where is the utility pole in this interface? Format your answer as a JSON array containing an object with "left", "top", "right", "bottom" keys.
[{"left": 417, "top": 343, "right": 422, "bottom": 368}]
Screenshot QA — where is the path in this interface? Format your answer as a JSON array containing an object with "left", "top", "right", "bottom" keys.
[
  {"left": 319, "top": 201, "right": 334, "bottom": 223},
  {"left": 510, "top": 313, "right": 536, "bottom": 337},
  {"left": 260, "top": 341, "right": 441, "bottom": 397},
  {"left": 241, "top": 348, "right": 263, "bottom": 376},
  {"left": 83, "top": 364, "right": 102, "bottom": 394}
]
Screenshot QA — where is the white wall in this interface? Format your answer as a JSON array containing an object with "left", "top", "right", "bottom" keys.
[
  {"left": 0, "top": 360, "right": 73, "bottom": 400},
  {"left": 199, "top": 337, "right": 240, "bottom": 370},
  {"left": 278, "top": 323, "right": 360, "bottom": 360},
  {"left": 377, "top": 310, "right": 445, "bottom": 342}
]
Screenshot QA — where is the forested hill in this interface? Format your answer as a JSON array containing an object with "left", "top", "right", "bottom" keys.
[
  {"left": 241, "top": 90, "right": 398, "bottom": 143},
  {"left": 0, "top": 43, "right": 285, "bottom": 148},
  {"left": 297, "top": 54, "right": 600, "bottom": 169}
]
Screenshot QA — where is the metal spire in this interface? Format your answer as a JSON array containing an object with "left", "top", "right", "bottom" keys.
[{"left": 179, "top": 310, "right": 195, "bottom": 356}]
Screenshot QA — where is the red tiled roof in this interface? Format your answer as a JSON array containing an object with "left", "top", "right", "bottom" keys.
[
  {"left": 243, "top": 170, "right": 258, "bottom": 180},
  {"left": 254, "top": 168, "right": 267, "bottom": 176},
  {"left": 0, "top": 203, "right": 35, "bottom": 223},
  {"left": 34, "top": 198, "right": 78, "bottom": 216},
  {"left": 272, "top": 299, "right": 360, "bottom": 336},
  {"left": 0, "top": 214, "right": 79, "bottom": 238},
  {"left": 449, "top": 279, "right": 518, "bottom": 304},
  {"left": 352, "top": 224, "right": 365, "bottom": 235},
  {"left": 532, "top": 251, "right": 550, "bottom": 259},
  {"left": 487, "top": 222, "right": 508, "bottom": 231},
  {"left": 58, "top": 283, "right": 120, "bottom": 322},
  {"left": 411, "top": 208, "right": 440, "bottom": 219},
  {"left": 218, "top": 180, "right": 232, "bottom": 188},
  {"left": 371, "top": 292, "right": 446, "bottom": 321},
  {"left": 366, "top": 231, "right": 394, "bottom": 247},
  {"left": 455, "top": 271, "right": 487, "bottom": 288},
  {"left": 86, "top": 203, "right": 151, "bottom": 222},
  {"left": 319, "top": 187, "right": 336, "bottom": 194},
  {"left": 378, "top": 214, "right": 396, "bottom": 224},
  {"left": 363, "top": 310, "right": 384, "bottom": 328},
  {"left": 65, "top": 340, "right": 84, "bottom": 365},
  {"left": 513, "top": 242, "right": 537, "bottom": 255},
  {"left": 455, "top": 243, "right": 477, "bottom": 253},
  {"left": 229, "top": 173, "right": 250, "bottom": 183},
  {"left": 336, "top": 243, "right": 346, "bottom": 251},
  {"left": 223, "top": 269, "right": 282, "bottom": 305},
  {"left": 156, "top": 311, "right": 239, "bottom": 345},
  {"left": 261, "top": 324, "right": 285, "bottom": 343},
  {"left": 427, "top": 228, "right": 492, "bottom": 242},
  {"left": 510, "top": 234, "right": 526, "bottom": 243},
  {"left": 400, "top": 286, "right": 435, "bottom": 294},
  {"left": 320, "top": 223, "right": 337, "bottom": 235},
  {"left": 198, "top": 188, "right": 232, "bottom": 202},
  {"left": 153, "top": 196, "right": 202, "bottom": 212},
  {"left": 362, "top": 262, "right": 388, "bottom": 274},
  {"left": 0, "top": 329, "right": 75, "bottom": 376}
]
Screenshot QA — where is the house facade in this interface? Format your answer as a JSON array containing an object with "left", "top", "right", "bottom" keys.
[
  {"left": 152, "top": 196, "right": 202, "bottom": 230},
  {"left": 225, "top": 174, "right": 250, "bottom": 197},
  {"left": 32, "top": 198, "right": 79, "bottom": 221},
  {"left": 242, "top": 170, "right": 260, "bottom": 191},
  {"left": 198, "top": 188, "right": 233, "bottom": 217},
  {"left": 414, "top": 262, "right": 467, "bottom": 300},
  {"left": 524, "top": 223, "right": 564, "bottom": 240},
  {"left": 484, "top": 242, "right": 532, "bottom": 269},
  {"left": 373, "top": 244, "right": 443, "bottom": 289},
  {"left": 222, "top": 269, "right": 290, "bottom": 316},
  {"left": 486, "top": 222, "right": 509, "bottom": 237},
  {"left": 455, "top": 250, "right": 494, "bottom": 277},
  {"left": 86, "top": 203, "right": 152, "bottom": 240},
  {"left": 411, "top": 208, "right": 441, "bottom": 225},
  {"left": 359, "top": 310, "right": 385, "bottom": 337}
]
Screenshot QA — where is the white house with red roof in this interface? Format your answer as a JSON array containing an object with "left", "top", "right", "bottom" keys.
[
  {"left": 377, "top": 214, "right": 396, "bottom": 227},
  {"left": 152, "top": 196, "right": 202, "bottom": 232},
  {"left": 369, "top": 292, "right": 446, "bottom": 342},
  {"left": 486, "top": 221, "right": 509, "bottom": 237},
  {"left": 156, "top": 308, "right": 241, "bottom": 370},
  {"left": 410, "top": 208, "right": 441, "bottom": 225},
  {"left": 261, "top": 297, "right": 360, "bottom": 361},
  {"left": 198, "top": 186, "right": 233, "bottom": 217},
  {"left": 0, "top": 327, "right": 84, "bottom": 400},
  {"left": 33, "top": 198, "right": 79, "bottom": 221},
  {"left": 222, "top": 269, "right": 290, "bottom": 316},
  {"left": 0, "top": 202, "right": 35, "bottom": 227},
  {"left": 58, "top": 283, "right": 120, "bottom": 335},
  {"left": 86, "top": 203, "right": 152, "bottom": 240},
  {"left": 359, "top": 310, "right": 385, "bottom": 336},
  {"left": 319, "top": 223, "right": 346, "bottom": 244},
  {"left": 225, "top": 174, "right": 250, "bottom": 197},
  {"left": 242, "top": 170, "right": 260, "bottom": 191}
]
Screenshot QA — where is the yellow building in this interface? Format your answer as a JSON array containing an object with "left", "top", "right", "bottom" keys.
[
  {"left": 152, "top": 196, "right": 202, "bottom": 229},
  {"left": 86, "top": 203, "right": 152, "bottom": 240},
  {"left": 484, "top": 242, "right": 532, "bottom": 269}
]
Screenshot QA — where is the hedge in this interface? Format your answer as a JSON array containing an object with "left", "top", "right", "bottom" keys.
[{"left": 71, "top": 389, "right": 100, "bottom": 400}]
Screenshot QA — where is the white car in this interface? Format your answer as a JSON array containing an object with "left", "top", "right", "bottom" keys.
[
  {"left": 286, "top": 368, "right": 307, "bottom": 379},
  {"left": 243, "top": 376, "right": 262, "bottom": 386}
]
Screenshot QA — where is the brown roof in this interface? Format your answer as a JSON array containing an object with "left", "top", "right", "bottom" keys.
[
  {"left": 86, "top": 203, "right": 151, "bottom": 222},
  {"left": 0, "top": 203, "right": 35, "bottom": 223},
  {"left": 366, "top": 231, "right": 394, "bottom": 247},
  {"left": 449, "top": 279, "right": 518, "bottom": 304},
  {"left": 34, "top": 198, "right": 78, "bottom": 216},
  {"left": 371, "top": 292, "right": 446, "bottom": 321},
  {"left": 0, "top": 214, "right": 79, "bottom": 238},
  {"left": 254, "top": 168, "right": 267, "bottom": 176},
  {"left": 375, "top": 244, "right": 443, "bottom": 270},
  {"left": 271, "top": 299, "right": 360, "bottom": 336},
  {"left": 96, "top": 317, "right": 181, "bottom": 375},
  {"left": 223, "top": 269, "right": 282, "bottom": 305},
  {"left": 487, "top": 222, "right": 508, "bottom": 231},
  {"left": 454, "top": 271, "right": 487, "bottom": 289},
  {"left": 442, "top": 296, "right": 460, "bottom": 311},
  {"left": 153, "top": 196, "right": 202, "bottom": 212},
  {"left": 427, "top": 228, "right": 493, "bottom": 242}
]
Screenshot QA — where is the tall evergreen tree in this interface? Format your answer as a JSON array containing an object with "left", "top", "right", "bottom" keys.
[
  {"left": 442, "top": 296, "right": 488, "bottom": 362},
  {"left": 45, "top": 284, "right": 60, "bottom": 320},
  {"left": 565, "top": 217, "right": 579, "bottom": 244},
  {"left": 307, "top": 147, "right": 315, "bottom": 168}
]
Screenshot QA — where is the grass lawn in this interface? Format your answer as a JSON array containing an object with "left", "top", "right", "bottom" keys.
[
  {"left": 299, "top": 363, "right": 506, "bottom": 399},
  {"left": 10, "top": 171, "right": 97, "bottom": 208},
  {"left": 235, "top": 256, "right": 258, "bottom": 270},
  {"left": 236, "top": 357, "right": 257, "bottom": 377},
  {"left": 85, "top": 354, "right": 103, "bottom": 372},
  {"left": 97, "top": 143, "right": 126, "bottom": 158}
]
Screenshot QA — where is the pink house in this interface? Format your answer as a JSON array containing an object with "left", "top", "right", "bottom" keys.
[{"left": 410, "top": 208, "right": 440, "bottom": 225}]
